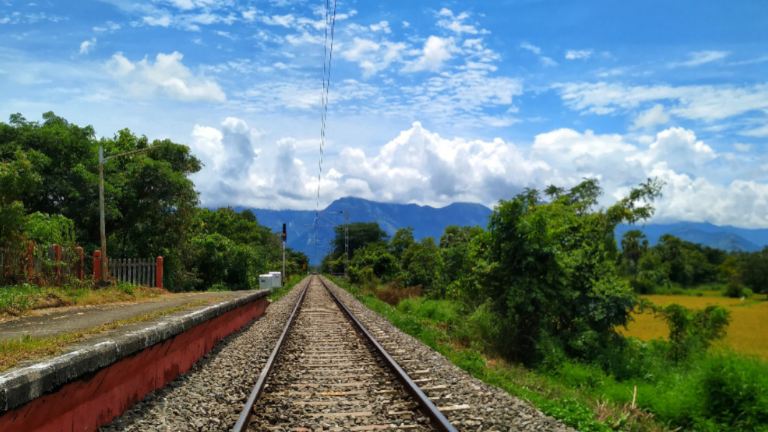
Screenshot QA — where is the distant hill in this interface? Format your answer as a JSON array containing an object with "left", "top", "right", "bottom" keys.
[
  {"left": 235, "top": 197, "right": 768, "bottom": 263},
  {"left": 240, "top": 197, "right": 493, "bottom": 263},
  {"left": 615, "top": 222, "right": 765, "bottom": 252}
]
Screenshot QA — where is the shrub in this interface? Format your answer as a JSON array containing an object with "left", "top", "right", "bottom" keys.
[
  {"left": 629, "top": 278, "right": 655, "bottom": 294},
  {"left": 375, "top": 284, "right": 422, "bottom": 305},
  {"left": 724, "top": 282, "right": 751, "bottom": 298},
  {"left": 700, "top": 353, "right": 768, "bottom": 430}
]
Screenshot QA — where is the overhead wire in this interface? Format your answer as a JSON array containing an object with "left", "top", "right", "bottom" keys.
[{"left": 314, "top": 0, "right": 339, "bottom": 267}]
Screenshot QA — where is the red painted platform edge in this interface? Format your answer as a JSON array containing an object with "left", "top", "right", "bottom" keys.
[{"left": 0, "top": 296, "right": 268, "bottom": 432}]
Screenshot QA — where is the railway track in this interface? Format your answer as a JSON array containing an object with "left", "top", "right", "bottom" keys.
[{"left": 233, "top": 275, "right": 457, "bottom": 432}]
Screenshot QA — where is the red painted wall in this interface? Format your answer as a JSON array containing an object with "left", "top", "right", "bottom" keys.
[{"left": 0, "top": 297, "right": 268, "bottom": 432}]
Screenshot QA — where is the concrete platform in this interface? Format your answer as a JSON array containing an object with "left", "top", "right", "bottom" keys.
[
  {"left": 0, "top": 289, "right": 270, "bottom": 432},
  {"left": 0, "top": 291, "right": 251, "bottom": 342}
]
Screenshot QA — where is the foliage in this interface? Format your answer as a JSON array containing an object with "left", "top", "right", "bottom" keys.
[
  {"left": 401, "top": 237, "right": 444, "bottom": 295},
  {"left": 620, "top": 230, "right": 648, "bottom": 277},
  {"left": 724, "top": 282, "right": 752, "bottom": 298},
  {"left": 474, "top": 178, "right": 663, "bottom": 363},
  {"left": 656, "top": 303, "right": 730, "bottom": 362},
  {"left": 0, "top": 113, "right": 304, "bottom": 291},
  {"left": 332, "top": 222, "right": 388, "bottom": 261}
]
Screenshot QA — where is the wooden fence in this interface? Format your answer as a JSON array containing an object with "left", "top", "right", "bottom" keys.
[
  {"left": 1, "top": 244, "right": 84, "bottom": 286},
  {"left": 110, "top": 258, "right": 163, "bottom": 288},
  {"left": 1, "top": 244, "right": 163, "bottom": 289}
]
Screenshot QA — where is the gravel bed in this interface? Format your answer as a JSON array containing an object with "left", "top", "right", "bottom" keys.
[
  {"left": 100, "top": 278, "right": 311, "bottom": 432},
  {"left": 321, "top": 276, "right": 578, "bottom": 432},
  {"left": 250, "top": 277, "right": 432, "bottom": 432}
]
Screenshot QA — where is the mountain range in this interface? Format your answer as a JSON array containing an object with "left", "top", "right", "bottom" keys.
[{"left": 239, "top": 197, "right": 768, "bottom": 263}]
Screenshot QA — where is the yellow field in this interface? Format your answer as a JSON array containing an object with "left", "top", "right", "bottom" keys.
[{"left": 621, "top": 295, "right": 768, "bottom": 360}]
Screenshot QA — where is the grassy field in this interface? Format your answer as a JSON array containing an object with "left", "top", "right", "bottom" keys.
[
  {"left": 0, "top": 283, "right": 168, "bottom": 318},
  {"left": 622, "top": 295, "right": 768, "bottom": 359}
]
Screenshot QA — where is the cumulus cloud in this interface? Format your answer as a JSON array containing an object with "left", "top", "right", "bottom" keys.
[
  {"left": 341, "top": 37, "right": 406, "bottom": 77},
  {"left": 565, "top": 49, "right": 593, "bottom": 60},
  {"left": 337, "top": 122, "right": 543, "bottom": 205},
  {"left": 401, "top": 36, "right": 455, "bottom": 72},
  {"left": 79, "top": 38, "right": 96, "bottom": 55},
  {"left": 632, "top": 104, "right": 670, "bottom": 129},
  {"left": 436, "top": 8, "right": 486, "bottom": 35},
  {"left": 330, "top": 123, "right": 764, "bottom": 227},
  {"left": 105, "top": 51, "right": 226, "bottom": 102}
]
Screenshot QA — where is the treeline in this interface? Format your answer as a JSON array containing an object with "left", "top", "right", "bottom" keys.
[
  {"left": 0, "top": 112, "right": 307, "bottom": 290},
  {"left": 327, "top": 179, "right": 768, "bottom": 431},
  {"left": 620, "top": 230, "right": 768, "bottom": 298}
]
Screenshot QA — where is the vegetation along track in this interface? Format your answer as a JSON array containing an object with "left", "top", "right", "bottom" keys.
[{"left": 235, "top": 275, "right": 457, "bottom": 432}]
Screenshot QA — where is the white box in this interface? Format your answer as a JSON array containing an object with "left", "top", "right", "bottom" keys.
[
  {"left": 259, "top": 275, "right": 273, "bottom": 291},
  {"left": 269, "top": 271, "right": 282, "bottom": 287}
]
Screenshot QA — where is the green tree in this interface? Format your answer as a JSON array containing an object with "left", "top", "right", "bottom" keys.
[
  {"left": 402, "top": 237, "right": 445, "bottom": 295},
  {"left": 439, "top": 225, "right": 483, "bottom": 292},
  {"left": 389, "top": 227, "right": 415, "bottom": 260},
  {"left": 348, "top": 242, "right": 400, "bottom": 282},
  {"left": 658, "top": 303, "right": 730, "bottom": 363},
  {"left": 332, "top": 222, "right": 388, "bottom": 261},
  {"left": 620, "top": 230, "right": 648, "bottom": 277},
  {"left": 741, "top": 248, "right": 768, "bottom": 299},
  {"left": 477, "top": 178, "right": 664, "bottom": 364}
]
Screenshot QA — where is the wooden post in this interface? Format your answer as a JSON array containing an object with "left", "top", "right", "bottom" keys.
[
  {"left": 27, "top": 242, "right": 35, "bottom": 280},
  {"left": 53, "top": 244, "right": 62, "bottom": 285},
  {"left": 76, "top": 247, "right": 84, "bottom": 280},
  {"left": 156, "top": 257, "right": 163, "bottom": 289},
  {"left": 94, "top": 250, "right": 102, "bottom": 280}
]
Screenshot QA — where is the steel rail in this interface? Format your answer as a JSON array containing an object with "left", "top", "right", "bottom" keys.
[
  {"left": 231, "top": 277, "right": 312, "bottom": 432},
  {"left": 318, "top": 276, "right": 458, "bottom": 432}
]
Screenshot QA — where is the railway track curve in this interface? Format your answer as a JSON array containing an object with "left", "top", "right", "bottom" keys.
[{"left": 233, "top": 275, "right": 457, "bottom": 432}]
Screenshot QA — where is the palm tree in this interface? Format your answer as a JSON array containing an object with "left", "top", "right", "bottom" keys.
[{"left": 621, "top": 230, "right": 648, "bottom": 278}]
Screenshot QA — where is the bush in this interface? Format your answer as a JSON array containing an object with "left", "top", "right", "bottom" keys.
[
  {"left": 724, "top": 282, "right": 752, "bottom": 298},
  {"left": 700, "top": 353, "right": 768, "bottom": 430},
  {"left": 629, "top": 278, "right": 655, "bottom": 294},
  {"left": 375, "top": 284, "right": 421, "bottom": 305}
]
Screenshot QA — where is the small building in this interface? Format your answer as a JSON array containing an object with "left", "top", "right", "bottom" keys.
[{"left": 259, "top": 274, "right": 273, "bottom": 291}]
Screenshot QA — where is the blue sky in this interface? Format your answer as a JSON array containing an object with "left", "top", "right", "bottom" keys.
[{"left": 1, "top": 0, "right": 767, "bottom": 227}]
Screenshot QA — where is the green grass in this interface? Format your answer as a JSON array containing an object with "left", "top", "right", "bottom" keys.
[
  {"left": 0, "top": 298, "right": 216, "bottom": 372},
  {"left": 267, "top": 274, "right": 304, "bottom": 302},
  {"left": 0, "top": 282, "right": 167, "bottom": 316},
  {"left": 327, "top": 276, "right": 631, "bottom": 432}
]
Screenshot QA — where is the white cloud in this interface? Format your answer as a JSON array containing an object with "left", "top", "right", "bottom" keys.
[
  {"left": 541, "top": 57, "right": 558, "bottom": 67},
  {"left": 742, "top": 123, "right": 768, "bottom": 137},
  {"left": 556, "top": 81, "right": 768, "bottom": 123},
  {"left": 632, "top": 104, "right": 670, "bottom": 129},
  {"left": 263, "top": 14, "right": 295, "bottom": 27},
  {"left": 143, "top": 15, "right": 171, "bottom": 27},
  {"left": 520, "top": 42, "right": 541, "bottom": 54},
  {"left": 401, "top": 36, "right": 455, "bottom": 72},
  {"left": 105, "top": 51, "right": 226, "bottom": 102},
  {"left": 341, "top": 37, "right": 406, "bottom": 77},
  {"left": 216, "top": 30, "right": 236, "bottom": 40},
  {"left": 79, "top": 38, "right": 96, "bottom": 55},
  {"left": 670, "top": 50, "right": 729, "bottom": 67},
  {"left": 93, "top": 21, "right": 121, "bottom": 32},
  {"left": 734, "top": 143, "right": 752, "bottom": 152},
  {"left": 242, "top": 8, "right": 257, "bottom": 21},
  {"left": 565, "top": 49, "right": 593, "bottom": 60},
  {"left": 337, "top": 121, "right": 542, "bottom": 205},
  {"left": 369, "top": 21, "right": 390, "bottom": 33}
]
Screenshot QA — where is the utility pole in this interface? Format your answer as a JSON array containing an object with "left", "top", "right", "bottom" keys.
[
  {"left": 98, "top": 145, "right": 159, "bottom": 282},
  {"left": 282, "top": 223, "right": 287, "bottom": 287},
  {"left": 344, "top": 210, "right": 349, "bottom": 280}
]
